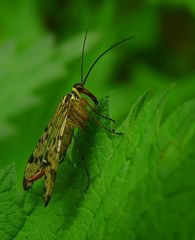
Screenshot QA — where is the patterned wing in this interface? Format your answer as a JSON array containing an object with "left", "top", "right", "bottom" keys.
[
  {"left": 43, "top": 95, "right": 75, "bottom": 206},
  {"left": 23, "top": 96, "right": 70, "bottom": 191}
]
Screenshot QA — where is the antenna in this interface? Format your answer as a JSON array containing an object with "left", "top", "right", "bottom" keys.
[
  {"left": 81, "top": 29, "right": 88, "bottom": 84},
  {"left": 83, "top": 35, "right": 135, "bottom": 86}
]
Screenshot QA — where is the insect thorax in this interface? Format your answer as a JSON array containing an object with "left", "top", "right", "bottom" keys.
[{"left": 71, "top": 87, "right": 81, "bottom": 99}]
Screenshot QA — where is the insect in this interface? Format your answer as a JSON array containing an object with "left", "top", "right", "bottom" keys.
[{"left": 23, "top": 31, "right": 134, "bottom": 206}]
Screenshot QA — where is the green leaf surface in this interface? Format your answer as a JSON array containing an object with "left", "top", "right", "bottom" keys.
[
  {"left": 0, "top": 165, "right": 25, "bottom": 240},
  {"left": 0, "top": 90, "right": 194, "bottom": 240}
]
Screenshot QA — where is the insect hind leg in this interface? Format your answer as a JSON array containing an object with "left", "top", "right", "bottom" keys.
[
  {"left": 59, "top": 152, "right": 66, "bottom": 163},
  {"left": 73, "top": 134, "right": 90, "bottom": 192}
]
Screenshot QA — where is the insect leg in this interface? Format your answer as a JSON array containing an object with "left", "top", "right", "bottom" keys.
[
  {"left": 59, "top": 152, "right": 66, "bottom": 163},
  {"left": 93, "top": 118, "right": 123, "bottom": 135},
  {"left": 73, "top": 134, "right": 90, "bottom": 192},
  {"left": 83, "top": 99, "right": 122, "bottom": 135},
  {"left": 82, "top": 98, "right": 115, "bottom": 122}
]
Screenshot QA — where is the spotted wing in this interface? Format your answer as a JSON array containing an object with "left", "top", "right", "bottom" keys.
[
  {"left": 43, "top": 96, "right": 90, "bottom": 206},
  {"left": 43, "top": 95, "right": 75, "bottom": 206},
  {"left": 23, "top": 96, "right": 70, "bottom": 191}
]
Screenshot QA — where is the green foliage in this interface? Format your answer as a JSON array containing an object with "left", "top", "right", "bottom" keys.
[
  {"left": 0, "top": 0, "right": 195, "bottom": 239},
  {"left": 0, "top": 91, "right": 194, "bottom": 240},
  {"left": 0, "top": 32, "right": 99, "bottom": 139},
  {"left": 0, "top": 32, "right": 99, "bottom": 176}
]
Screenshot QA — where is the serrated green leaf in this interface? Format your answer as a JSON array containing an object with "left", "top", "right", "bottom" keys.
[
  {"left": 0, "top": 165, "right": 25, "bottom": 240},
  {"left": 133, "top": 99, "right": 195, "bottom": 239},
  {"left": 0, "top": 90, "right": 194, "bottom": 240}
]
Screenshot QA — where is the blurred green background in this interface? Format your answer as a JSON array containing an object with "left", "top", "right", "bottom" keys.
[{"left": 0, "top": 0, "right": 195, "bottom": 222}]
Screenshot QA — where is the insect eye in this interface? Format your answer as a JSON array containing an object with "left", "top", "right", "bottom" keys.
[
  {"left": 74, "top": 83, "right": 82, "bottom": 89},
  {"left": 77, "top": 84, "right": 83, "bottom": 90}
]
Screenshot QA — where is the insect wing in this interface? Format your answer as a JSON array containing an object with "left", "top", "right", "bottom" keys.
[
  {"left": 43, "top": 95, "right": 73, "bottom": 206},
  {"left": 23, "top": 97, "right": 68, "bottom": 191}
]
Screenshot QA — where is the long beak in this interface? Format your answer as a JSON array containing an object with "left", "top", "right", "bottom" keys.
[{"left": 81, "top": 87, "right": 98, "bottom": 105}]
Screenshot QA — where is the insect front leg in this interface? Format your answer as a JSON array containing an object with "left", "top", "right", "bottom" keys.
[
  {"left": 82, "top": 98, "right": 122, "bottom": 135},
  {"left": 93, "top": 118, "right": 123, "bottom": 135},
  {"left": 82, "top": 98, "right": 115, "bottom": 122}
]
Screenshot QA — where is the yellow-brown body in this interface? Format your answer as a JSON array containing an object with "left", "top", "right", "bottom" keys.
[
  {"left": 23, "top": 83, "right": 97, "bottom": 206},
  {"left": 23, "top": 32, "right": 131, "bottom": 206}
]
